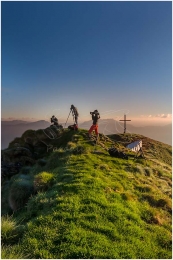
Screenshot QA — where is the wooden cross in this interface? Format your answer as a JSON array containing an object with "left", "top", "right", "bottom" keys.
[{"left": 119, "top": 114, "right": 131, "bottom": 134}]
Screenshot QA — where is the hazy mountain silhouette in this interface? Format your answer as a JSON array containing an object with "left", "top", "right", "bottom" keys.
[
  {"left": 1, "top": 119, "right": 172, "bottom": 149},
  {"left": 1, "top": 120, "right": 30, "bottom": 125},
  {"left": 1, "top": 120, "right": 50, "bottom": 149}
]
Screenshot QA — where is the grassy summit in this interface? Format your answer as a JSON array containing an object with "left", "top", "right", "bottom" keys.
[{"left": 1, "top": 129, "right": 172, "bottom": 259}]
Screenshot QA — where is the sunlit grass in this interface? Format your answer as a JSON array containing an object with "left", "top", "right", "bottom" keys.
[{"left": 1, "top": 129, "right": 172, "bottom": 259}]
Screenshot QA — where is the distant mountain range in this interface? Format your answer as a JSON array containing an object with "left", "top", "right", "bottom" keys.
[
  {"left": 1, "top": 119, "right": 172, "bottom": 149},
  {"left": 1, "top": 120, "right": 50, "bottom": 149},
  {"left": 1, "top": 120, "right": 30, "bottom": 125}
]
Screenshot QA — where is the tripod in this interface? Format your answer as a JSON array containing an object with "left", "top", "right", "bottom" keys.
[{"left": 64, "top": 110, "right": 71, "bottom": 128}]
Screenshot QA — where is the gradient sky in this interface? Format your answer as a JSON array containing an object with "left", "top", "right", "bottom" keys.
[{"left": 1, "top": 1, "right": 172, "bottom": 125}]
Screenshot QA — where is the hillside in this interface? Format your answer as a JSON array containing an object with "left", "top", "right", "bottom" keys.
[{"left": 1, "top": 128, "right": 172, "bottom": 259}]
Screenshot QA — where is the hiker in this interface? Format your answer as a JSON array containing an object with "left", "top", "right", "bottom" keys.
[
  {"left": 88, "top": 110, "right": 100, "bottom": 139},
  {"left": 70, "top": 105, "right": 79, "bottom": 125},
  {"left": 50, "top": 115, "right": 59, "bottom": 126}
]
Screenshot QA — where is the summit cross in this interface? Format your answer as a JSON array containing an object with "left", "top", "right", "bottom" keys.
[{"left": 119, "top": 114, "right": 131, "bottom": 134}]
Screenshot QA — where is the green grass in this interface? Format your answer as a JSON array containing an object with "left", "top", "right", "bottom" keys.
[
  {"left": 1, "top": 244, "right": 30, "bottom": 259},
  {"left": 1, "top": 129, "right": 172, "bottom": 259}
]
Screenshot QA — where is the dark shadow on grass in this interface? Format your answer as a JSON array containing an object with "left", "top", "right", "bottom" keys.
[{"left": 141, "top": 195, "right": 172, "bottom": 214}]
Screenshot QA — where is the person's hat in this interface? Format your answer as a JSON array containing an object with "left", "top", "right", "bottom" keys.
[{"left": 94, "top": 110, "right": 98, "bottom": 113}]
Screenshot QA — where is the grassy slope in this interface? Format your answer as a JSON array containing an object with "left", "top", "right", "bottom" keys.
[{"left": 1, "top": 129, "right": 172, "bottom": 259}]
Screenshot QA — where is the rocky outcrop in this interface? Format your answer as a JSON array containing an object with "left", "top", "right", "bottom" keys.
[{"left": 1, "top": 125, "right": 64, "bottom": 181}]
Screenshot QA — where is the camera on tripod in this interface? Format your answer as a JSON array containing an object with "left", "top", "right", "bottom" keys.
[{"left": 90, "top": 110, "right": 98, "bottom": 115}]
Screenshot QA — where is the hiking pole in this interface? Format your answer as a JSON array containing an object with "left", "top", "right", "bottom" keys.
[{"left": 65, "top": 110, "right": 71, "bottom": 128}]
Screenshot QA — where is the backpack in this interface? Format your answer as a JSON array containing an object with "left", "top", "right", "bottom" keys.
[
  {"left": 68, "top": 124, "right": 78, "bottom": 131},
  {"left": 108, "top": 148, "right": 128, "bottom": 160}
]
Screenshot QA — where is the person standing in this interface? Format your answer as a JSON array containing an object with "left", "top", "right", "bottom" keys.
[
  {"left": 50, "top": 115, "right": 59, "bottom": 126},
  {"left": 88, "top": 110, "right": 100, "bottom": 139}
]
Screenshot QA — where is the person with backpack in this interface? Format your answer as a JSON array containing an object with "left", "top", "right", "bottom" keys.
[
  {"left": 70, "top": 104, "right": 79, "bottom": 125},
  {"left": 88, "top": 110, "right": 100, "bottom": 139}
]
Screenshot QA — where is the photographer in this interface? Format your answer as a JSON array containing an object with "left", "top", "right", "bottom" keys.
[
  {"left": 70, "top": 104, "right": 79, "bottom": 125},
  {"left": 50, "top": 115, "right": 59, "bottom": 126},
  {"left": 88, "top": 110, "right": 100, "bottom": 139}
]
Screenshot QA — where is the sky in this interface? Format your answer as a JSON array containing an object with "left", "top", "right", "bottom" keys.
[{"left": 1, "top": 1, "right": 172, "bottom": 126}]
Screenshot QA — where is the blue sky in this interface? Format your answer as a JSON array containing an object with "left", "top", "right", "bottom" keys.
[{"left": 1, "top": 1, "right": 172, "bottom": 125}]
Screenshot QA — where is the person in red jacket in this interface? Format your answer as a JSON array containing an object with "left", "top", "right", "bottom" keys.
[{"left": 88, "top": 110, "right": 100, "bottom": 139}]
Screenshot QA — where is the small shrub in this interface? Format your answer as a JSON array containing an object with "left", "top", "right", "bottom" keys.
[
  {"left": 1, "top": 216, "right": 25, "bottom": 245},
  {"left": 9, "top": 178, "right": 34, "bottom": 211},
  {"left": 1, "top": 244, "right": 29, "bottom": 259},
  {"left": 34, "top": 172, "right": 54, "bottom": 192},
  {"left": 1, "top": 216, "right": 17, "bottom": 244}
]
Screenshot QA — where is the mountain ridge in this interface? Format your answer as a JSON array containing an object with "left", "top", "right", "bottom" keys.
[{"left": 1, "top": 119, "right": 172, "bottom": 149}]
